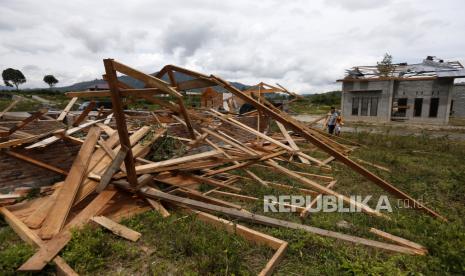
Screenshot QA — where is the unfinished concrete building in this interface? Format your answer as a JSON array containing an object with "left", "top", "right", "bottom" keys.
[
  {"left": 339, "top": 56, "right": 465, "bottom": 124},
  {"left": 452, "top": 83, "right": 465, "bottom": 118}
]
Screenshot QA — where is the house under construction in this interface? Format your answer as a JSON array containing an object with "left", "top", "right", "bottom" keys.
[{"left": 338, "top": 56, "right": 465, "bottom": 124}]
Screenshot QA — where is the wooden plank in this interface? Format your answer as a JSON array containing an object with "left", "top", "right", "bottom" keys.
[
  {"left": 209, "top": 110, "right": 327, "bottom": 166},
  {"left": 74, "top": 127, "right": 151, "bottom": 204},
  {"left": 91, "top": 215, "right": 141, "bottom": 242},
  {"left": 112, "top": 60, "right": 182, "bottom": 97},
  {"left": 18, "top": 190, "right": 117, "bottom": 272},
  {"left": 72, "top": 101, "right": 95, "bottom": 126},
  {"left": 5, "top": 150, "right": 68, "bottom": 176},
  {"left": 104, "top": 59, "right": 138, "bottom": 187},
  {"left": 188, "top": 210, "right": 287, "bottom": 276},
  {"left": 266, "top": 160, "right": 385, "bottom": 219},
  {"left": 300, "top": 180, "right": 337, "bottom": 218},
  {"left": 97, "top": 138, "right": 116, "bottom": 159},
  {"left": 57, "top": 97, "right": 78, "bottom": 121},
  {"left": 140, "top": 187, "right": 423, "bottom": 255},
  {"left": 369, "top": 228, "right": 427, "bottom": 254},
  {"left": 2, "top": 109, "right": 48, "bottom": 137},
  {"left": 0, "top": 207, "right": 78, "bottom": 276},
  {"left": 103, "top": 112, "right": 113, "bottom": 125},
  {"left": 26, "top": 119, "right": 103, "bottom": 149},
  {"left": 95, "top": 145, "right": 128, "bottom": 193},
  {"left": 39, "top": 127, "right": 101, "bottom": 239},
  {"left": 0, "top": 98, "right": 21, "bottom": 119},
  {"left": 134, "top": 150, "right": 222, "bottom": 175},
  {"left": 211, "top": 77, "right": 446, "bottom": 221},
  {"left": 276, "top": 121, "right": 310, "bottom": 164},
  {"left": 259, "top": 243, "right": 288, "bottom": 276},
  {"left": 187, "top": 174, "right": 241, "bottom": 192},
  {"left": 146, "top": 198, "right": 170, "bottom": 217},
  {"left": 24, "top": 187, "right": 61, "bottom": 229}
]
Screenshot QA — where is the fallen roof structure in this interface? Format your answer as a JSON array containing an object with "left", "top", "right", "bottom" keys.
[{"left": 0, "top": 59, "right": 443, "bottom": 274}]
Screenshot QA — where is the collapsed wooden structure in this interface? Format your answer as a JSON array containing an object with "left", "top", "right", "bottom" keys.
[{"left": 0, "top": 59, "right": 444, "bottom": 275}]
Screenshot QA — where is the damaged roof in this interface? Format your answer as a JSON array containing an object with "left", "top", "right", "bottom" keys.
[{"left": 341, "top": 56, "right": 465, "bottom": 81}]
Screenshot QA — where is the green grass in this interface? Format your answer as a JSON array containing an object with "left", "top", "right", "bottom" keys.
[
  {"left": 1, "top": 132, "right": 465, "bottom": 274},
  {"left": 289, "top": 91, "right": 341, "bottom": 115}
]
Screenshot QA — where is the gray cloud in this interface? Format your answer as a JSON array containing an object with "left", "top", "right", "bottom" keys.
[
  {"left": 325, "top": 0, "right": 393, "bottom": 11},
  {"left": 0, "top": 0, "right": 464, "bottom": 93}
]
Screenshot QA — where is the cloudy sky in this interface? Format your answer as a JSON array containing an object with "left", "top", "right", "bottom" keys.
[{"left": 1, "top": 0, "right": 464, "bottom": 93}]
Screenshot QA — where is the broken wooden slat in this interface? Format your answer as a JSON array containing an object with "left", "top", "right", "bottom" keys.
[
  {"left": 0, "top": 98, "right": 22, "bottom": 119},
  {"left": 72, "top": 101, "right": 95, "bottom": 126},
  {"left": 1, "top": 109, "right": 48, "bottom": 137},
  {"left": 146, "top": 198, "right": 170, "bottom": 217},
  {"left": 104, "top": 59, "right": 138, "bottom": 187},
  {"left": 95, "top": 145, "right": 128, "bottom": 193},
  {"left": 5, "top": 150, "right": 68, "bottom": 176},
  {"left": 140, "top": 187, "right": 423, "bottom": 255},
  {"left": 18, "top": 190, "right": 117, "bottom": 272},
  {"left": 91, "top": 215, "right": 141, "bottom": 242},
  {"left": 26, "top": 119, "right": 103, "bottom": 149},
  {"left": 276, "top": 121, "right": 310, "bottom": 164},
  {"left": 57, "top": 97, "right": 78, "bottom": 121},
  {"left": 369, "top": 228, "right": 428, "bottom": 254},
  {"left": 0, "top": 207, "right": 78, "bottom": 276},
  {"left": 24, "top": 186, "right": 61, "bottom": 229},
  {"left": 212, "top": 77, "right": 446, "bottom": 220},
  {"left": 39, "top": 127, "right": 101, "bottom": 239}
]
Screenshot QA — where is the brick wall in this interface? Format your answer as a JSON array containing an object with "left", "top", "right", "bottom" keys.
[{"left": 0, "top": 140, "right": 80, "bottom": 192}]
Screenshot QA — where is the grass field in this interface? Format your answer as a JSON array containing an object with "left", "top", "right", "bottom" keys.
[{"left": 1, "top": 131, "right": 464, "bottom": 275}]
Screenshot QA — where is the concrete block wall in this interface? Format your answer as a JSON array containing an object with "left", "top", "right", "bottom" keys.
[
  {"left": 395, "top": 79, "right": 453, "bottom": 124},
  {"left": 341, "top": 80, "right": 392, "bottom": 122},
  {"left": 452, "top": 84, "right": 465, "bottom": 118}
]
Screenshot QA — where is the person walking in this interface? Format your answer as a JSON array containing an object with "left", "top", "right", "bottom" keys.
[{"left": 325, "top": 107, "right": 338, "bottom": 135}]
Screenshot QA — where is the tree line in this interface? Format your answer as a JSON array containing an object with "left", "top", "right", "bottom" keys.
[{"left": 2, "top": 68, "right": 59, "bottom": 90}]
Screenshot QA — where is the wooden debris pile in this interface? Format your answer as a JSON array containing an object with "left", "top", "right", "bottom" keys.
[{"left": 0, "top": 59, "right": 442, "bottom": 275}]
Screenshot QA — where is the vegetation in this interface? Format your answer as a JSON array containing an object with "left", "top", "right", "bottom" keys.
[
  {"left": 289, "top": 91, "right": 341, "bottom": 114},
  {"left": 1, "top": 131, "right": 464, "bottom": 274},
  {"left": 43, "top": 75, "right": 59, "bottom": 88},
  {"left": 2, "top": 68, "right": 26, "bottom": 90},
  {"left": 377, "top": 53, "right": 395, "bottom": 77},
  {"left": 0, "top": 90, "right": 73, "bottom": 112}
]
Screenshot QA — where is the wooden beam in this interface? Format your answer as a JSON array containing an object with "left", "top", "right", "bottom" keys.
[
  {"left": 210, "top": 76, "right": 446, "bottom": 221},
  {"left": 39, "top": 127, "right": 101, "bottom": 239},
  {"left": 104, "top": 58, "right": 138, "bottom": 187},
  {"left": 72, "top": 101, "right": 95, "bottom": 127},
  {"left": 134, "top": 150, "right": 222, "bottom": 174},
  {"left": 18, "top": 190, "right": 117, "bottom": 272},
  {"left": 0, "top": 207, "right": 78, "bottom": 276},
  {"left": 276, "top": 121, "right": 310, "bottom": 164},
  {"left": 95, "top": 145, "right": 128, "bottom": 193},
  {"left": 24, "top": 187, "right": 61, "bottom": 229},
  {"left": 265, "top": 160, "right": 386, "bottom": 218},
  {"left": 369, "top": 228, "right": 427, "bottom": 255},
  {"left": 26, "top": 119, "right": 103, "bottom": 149},
  {"left": 57, "top": 97, "right": 78, "bottom": 121},
  {"left": 0, "top": 98, "right": 21, "bottom": 119},
  {"left": 140, "top": 187, "right": 423, "bottom": 255},
  {"left": 5, "top": 150, "right": 68, "bottom": 176},
  {"left": 2, "top": 109, "right": 48, "bottom": 137},
  {"left": 91, "top": 215, "right": 141, "bottom": 242}
]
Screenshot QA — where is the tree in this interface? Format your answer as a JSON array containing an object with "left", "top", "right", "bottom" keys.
[
  {"left": 2, "top": 68, "right": 26, "bottom": 90},
  {"left": 43, "top": 75, "right": 59, "bottom": 88},
  {"left": 377, "top": 53, "right": 394, "bottom": 77}
]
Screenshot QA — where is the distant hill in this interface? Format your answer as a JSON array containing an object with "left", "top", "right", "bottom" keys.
[
  {"left": 0, "top": 85, "right": 15, "bottom": 91},
  {"left": 57, "top": 71, "right": 251, "bottom": 92}
]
